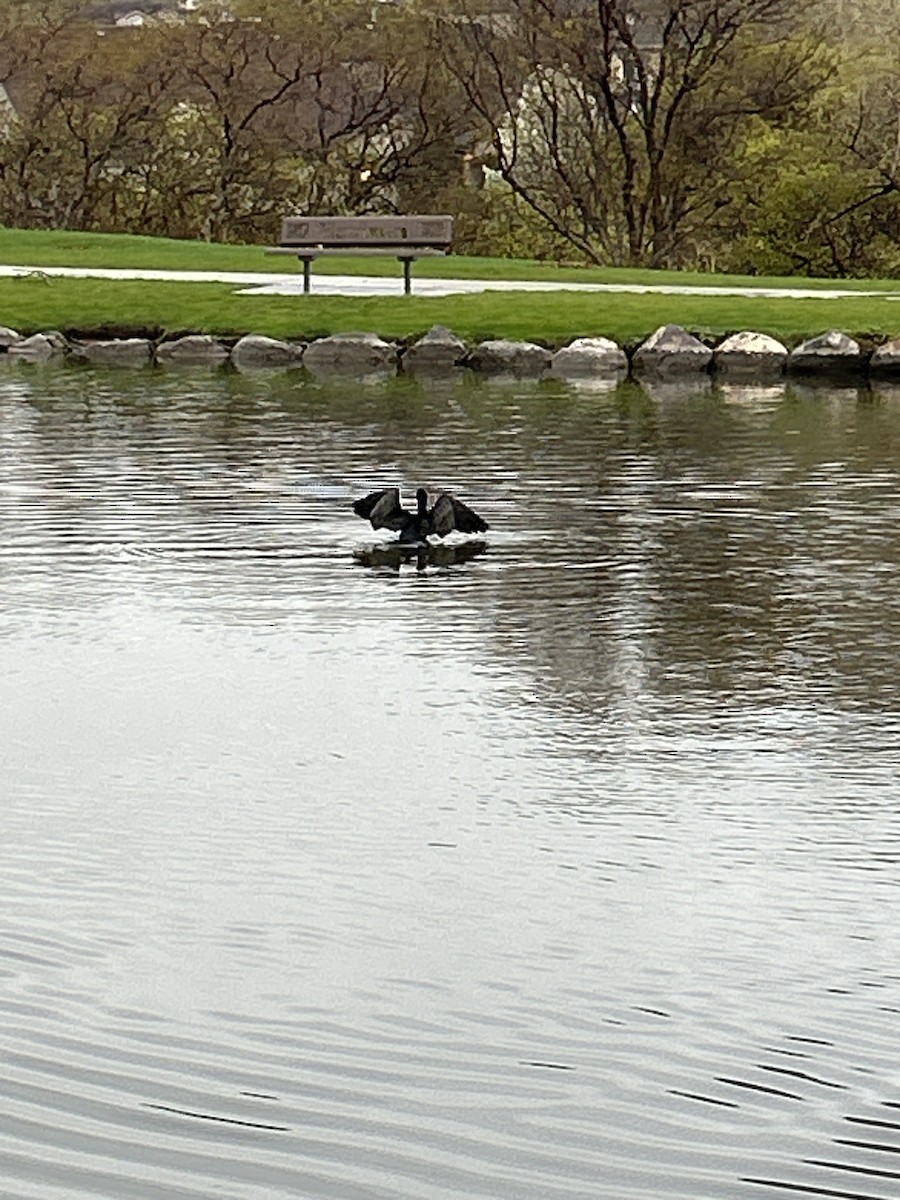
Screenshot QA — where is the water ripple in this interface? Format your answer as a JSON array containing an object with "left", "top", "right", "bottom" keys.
[{"left": 2, "top": 370, "right": 900, "bottom": 1197}]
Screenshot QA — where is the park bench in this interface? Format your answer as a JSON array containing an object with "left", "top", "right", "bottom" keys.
[{"left": 266, "top": 215, "right": 454, "bottom": 295}]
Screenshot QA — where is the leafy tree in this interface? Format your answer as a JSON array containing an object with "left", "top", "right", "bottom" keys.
[
  {"left": 0, "top": 0, "right": 480, "bottom": 241},
  {"left": 0, "top": 5, "right": 178, "bottom": 230},
  {"left": 434, "top": 0, "right": 826, "bottom": 267},
  {"left": 720, "top": 7, "right": 900, "bottom": 277},
  {"left": 127, "top": 0, "right": 480, "bottom": 240}
]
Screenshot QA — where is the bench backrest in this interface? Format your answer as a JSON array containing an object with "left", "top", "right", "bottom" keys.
[{"left": 279, "top": 215, "right": 453, "bottom": 249}]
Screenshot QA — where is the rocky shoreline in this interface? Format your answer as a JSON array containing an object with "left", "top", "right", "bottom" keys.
[{"left": 3, "top": 322, "right": 900, "bottom": 382}]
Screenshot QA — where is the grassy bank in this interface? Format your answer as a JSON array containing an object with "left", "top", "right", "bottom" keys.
[
  {"left": 3, "top": 225, "right": 900, "bottom": 290},
  {"left": 2, "top": 227, "right": 900, "bottom": 347}
]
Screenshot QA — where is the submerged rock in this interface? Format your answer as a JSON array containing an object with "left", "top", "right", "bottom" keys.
[
  {"left": 632, "top": 324, "right": 712, "bottom": 375},
  {"left": 713, "top": 331, "right": 788, "bottom": 378},
  {"left": 402, "top": 325, "right": 467, "bottom": 373},
  {"left": 7, "top": 332, "right": 68, "bottom": 361},
  {"left": 787, "top": 330, "right": 864, "bottom": 375},
  {"left": 156, "top": 335, "right": 230, "bottom": 366},
  {"left": 550, "top": 336, "right": 627, "bottom": 378},
  {"left": 71, "top": 338, "right": 153, "bottom": 367},
  {"left": 230, "top": 334, "right": 304, "bottom": 369},
  {"left": 465, "top": 338, "right": 551, "bottom": 376},
  {"left": 303, "top": 331, "right": 398, "bottom": 375},
  {"left": 869, "top": 337, "right": 900, "bottom": 376}
]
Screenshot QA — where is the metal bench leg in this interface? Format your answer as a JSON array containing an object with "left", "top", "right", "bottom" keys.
[
  {"left": 400, "top": 257, "right": 412, "bottom": 296},
  {"left": 298, "top": 255, "right": 313, "bottom": 294}
]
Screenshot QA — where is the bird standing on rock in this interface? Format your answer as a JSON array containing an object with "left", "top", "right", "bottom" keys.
[{"left": 352, "top": 487, "right": 488, "bottom": 545}]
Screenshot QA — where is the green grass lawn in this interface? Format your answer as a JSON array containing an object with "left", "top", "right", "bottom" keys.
[
  {"left": 4, "top": 224, "right": 900, "bottom": 290},
  {"left": 2, "top": 226, "right": 900, "bottom": 347}
]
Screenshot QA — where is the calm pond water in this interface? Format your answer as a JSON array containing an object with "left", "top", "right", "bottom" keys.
[{"left": 2, "top": 362, "right": 900, "bottom": 1200}]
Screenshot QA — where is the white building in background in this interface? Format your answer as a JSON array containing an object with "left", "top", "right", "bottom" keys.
[
  {"left": 0, "top": 83, "right": 17, "bottom": 131},
  {"left": 86, "top": 0, "right": 197, "bottom": 25}
]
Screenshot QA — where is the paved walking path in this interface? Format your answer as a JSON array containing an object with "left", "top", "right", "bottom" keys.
[{"left": 0, "top": 262, "right": 893, "bottom": 300}]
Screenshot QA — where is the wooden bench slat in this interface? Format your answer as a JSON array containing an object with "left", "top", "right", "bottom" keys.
[
  {"left": 276, "top": 243, "right": 449, "bottom": 251},
  {"left": 266, "top": 247, "right": 449, "bottom": 257},
  {"left": 279, "top": 215, "right": 453, "bottom": 246}
]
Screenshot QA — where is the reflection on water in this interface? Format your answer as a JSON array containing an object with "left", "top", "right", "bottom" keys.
[
  {"left": 352, "top": 538, "right": 489, "bottom": 572},
  {"left": 2, "top": 363, "right": 900, "bottom": 1199}
]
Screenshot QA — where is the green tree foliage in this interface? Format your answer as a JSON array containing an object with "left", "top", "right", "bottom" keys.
[
  {"left": 719, "top": 7, "right": 900, "bottom": 277},
  {"left": 434, "top": 0, "right": 829, "bottom": 267},
  {"left": 718, "top": 118, "right": 900, "bottom": 278},
  {"left": 0, "top": 3, "right": 178, "bottom": 229},
  {"left": 0, "top": 0, "right": 478, "bottom": 242}
]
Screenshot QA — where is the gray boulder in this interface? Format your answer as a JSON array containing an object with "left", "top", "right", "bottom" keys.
[
  {"left": 156, "top": 335, "right": 230, "bottom": 366},
  {"left": 550, "top": 336, "right": 627, "bottom": 378},
  {"left": 632, "top": 324, "right": 712, "bottom": 375},
  {"left": 402, "top": 325, "right": 467, "bottom": 373},
  {"left": 231, "top": 334, "right": 304, "bottom": 369},
  {"left": 869, "top": 337, "right": 900, "bottom": 376},
  {"left": 0, "top": 326, "right": 21, "bottom": 349},
  {"left": 302, "top": 331, "right": 398, "bottom": 375},
  {"left": 465, "top": 338, "right": 551, "bottom": 376},
  {"left": 787, "top": 330, "right": 864, "bottom": 375},
  {"left": 7, "top": 332, "right": 68, "bottom": 361},
  {"left": 713, "top": 331, "right": 788, "bottom": 378},
  {"left": 71, "top": 338, "right": 152, "bottom": 367}
]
